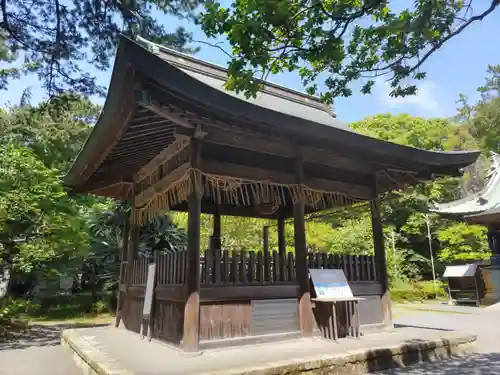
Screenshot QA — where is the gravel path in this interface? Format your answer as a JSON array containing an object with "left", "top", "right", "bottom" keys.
[
  {"left": 0, "top": 324, "right": 85, "bottom": 375},
  {"left": 372, "top": 304, "right": 500, "bottom": 374},
  {"left": 2, "top": 304, "right": 496, "bottom": 375}
]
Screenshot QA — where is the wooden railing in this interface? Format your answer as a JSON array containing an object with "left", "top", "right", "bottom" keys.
[
  {"left": 129, "top": 257, "right": 149, "bottom": 285},
  {"left": 124, "top": 250, "right": 380, "bottom": 345},
  {"left": 308, "top": 253, "right": 378, "bottom": 282},
  {"left": 156, "top": 252, "right": 187, "bottom": 285},
  {"left": 127, "top": 250, "right": 378, "bottom": 288},
  {"left": 200, "top": 249, "right": 297, "bottom": 285}
]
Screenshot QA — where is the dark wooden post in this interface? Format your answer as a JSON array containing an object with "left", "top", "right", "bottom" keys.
[
  {"left": 263, "top": 225, "right": 269, "bottom": 253},
  {"left": 263, "top": 225, "right": 270, "bottom": 282},
  {"left": 370, "top": 197, "right": 392, "bottom": 328},
  {"left": 294, "top": 159, "right": 313, "bottom": 337},
  {"left": 278, "top": 216, "right": 287, "bottom": 281},
  {"left": 123, "top": 206, "right": 140, "bottom": 328},
  {"left": 277, "top": 216, "right": 286, "bottom": 258},
  {"left": 487, "top": 226, "right": 500, "bottom": 265},
  {"left": 183, "top": 138, "right": 202, "bottom": 352},
  {"left": 211, "top": 204, "right": 221, "bottom": 250},
  {"left": 115, "top": 208, "right": 130, "bottom": 327}
]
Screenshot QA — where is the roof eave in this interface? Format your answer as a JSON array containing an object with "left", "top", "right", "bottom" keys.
[
  {"left": 465, "top": 211, "right": 500, "bottom": 225},
  {"left": 65, "top": 36, "right": 481, "bottom": 192},
  {"left": 64, "top": 38, "right": 131, "bottom": 188},
  {"left": 122, "top": 38, "right": 480, "bottom": 172}
]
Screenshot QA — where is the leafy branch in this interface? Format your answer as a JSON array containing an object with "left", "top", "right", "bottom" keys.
[{"left": 201, "top": 0, "right": 500, "bottom": 104}]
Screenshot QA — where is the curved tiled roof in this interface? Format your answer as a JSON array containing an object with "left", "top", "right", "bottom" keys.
[
  {"left": 432, "top": 153, "right": 500, "bottom": 216},
  {"left": 64, "top": 35, "right": 481, "bottom": 196}
]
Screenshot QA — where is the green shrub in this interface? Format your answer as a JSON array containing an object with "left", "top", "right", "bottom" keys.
[
  {"left": 391, "top": 280, "right": 446, "bottom": 303},
  {"left": 0, "top": 298, "right": 37, "bottom": 325},
  {"left": 415, "top": 280, "right": 447, "bottom": 300},
  {"left": 91, "top": 300, "right": 107, "bottom": 314},
  {"left": 391, "top": 280, "right": 424, "bottom": 302},
  {"left": 29, "top": 292, "right": 115, "bottom": 320}
]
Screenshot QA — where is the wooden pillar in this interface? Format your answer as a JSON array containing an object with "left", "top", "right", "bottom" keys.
[
  {"left": 277, "top": 216, "right": 286, "bottom": 258},
  {"left": 182, "top": 138, "right": 202, "bottom": 352},
  {"left": 293, "top": 159, "right": 313, "bottom": 337},
  {"left": 370, "top": 197, "right": 392, "bottom": 328},
  {"left": 263, "top": 225, "right": 270, "bottom": 282},
  {"left": 115, "top": 209, "right": 131, "bottom": 327},
  {"left": 487, "top": 226, "right": 500, "bottom": 265},
  {"left": 263, "top": 225, "right": 269, "bottom": 253},
  {"left": 123, "top": 209, "right": 140, "bottom": 328},
  {"left": 211, "top": 204, "right": 221, "bottom": 250},
  {"left": 277, "top": 216, "right": 287, "bottom": 281}
]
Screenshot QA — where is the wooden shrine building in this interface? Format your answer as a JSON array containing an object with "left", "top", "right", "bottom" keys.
[
  {"left": 433, "top": 154, "right": 500, "bottom": 305},
  {"left": 64, "top": 36, "right": 480, "bottom": 352}
]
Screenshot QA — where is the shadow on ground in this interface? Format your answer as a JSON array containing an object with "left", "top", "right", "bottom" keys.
[
  {"left": 0, "top": 323, "right": 109, "bottom": 351},
  {"left": 394, "top": 324, "right": 454, "bottom": 332},
  {"left": 372, "top": 352, "right": 500, "bottom": 374}
]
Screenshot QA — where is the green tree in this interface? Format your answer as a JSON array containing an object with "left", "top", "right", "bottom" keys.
[
  {"left": 1, "top": 93, "right": 99, "bottom": 171},
  {"left": 201, "top": 1, "right": 499, "bottom": 103},
  {"left": 458, "top": 65, "right": 500, "bottom": 153},
  {"left": 345, "top": 114, "right": 480, "bottom": 277},
  {"left": 1, "top": 0, "right": 201, "bottom": 96},
  {"left": 0, "top": 94, "right": 102, "bottom": 297},
  {"left": 0, "top": 144, "right": 89, "bottom": 294},
  {"left": 437, "top": 222, "right": 490, "bottom": 262}
]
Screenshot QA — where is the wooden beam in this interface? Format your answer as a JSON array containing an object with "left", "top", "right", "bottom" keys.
[
  {"left": 171, "top": 201, "right": 282, "bottom": 219},
  {"left": 201, "top": 160, "right": 373, "bottom": 199},
  {"left": 87, "top": 180, "right": 132, "bottom": 195},
  {"left": 135, "top": 89, "right": 194, "bottom": 129},
  {"left": 182, "top": 138, "right": 202, "bottom": 352},
  {"left": 78, "top": 70, "right": 137, "bottom": 185},
  {"left": 135, "top": 135, "right": 190, "bottom": 182},
  {"left": 133, "top": 159, "right": 372, "bottom": 208},
  {"left": 177, "top": 124, "right": 376, "bottom": 174},
  {"left": 134, "top": 162, "right": 191, "bottom": 208},
  {"left": 200, "top": 284, "right": 299, "bottom": 302}
]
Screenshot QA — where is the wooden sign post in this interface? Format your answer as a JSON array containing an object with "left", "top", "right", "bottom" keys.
[
  {"left": 141, "top": 262, "right": 157, "bottom": 341},
  {"left": 309, "top": 269, "right": 353, "bottom": 299},
  {"left": 309, "top": 268, "right": 362, "bottom": 341}
]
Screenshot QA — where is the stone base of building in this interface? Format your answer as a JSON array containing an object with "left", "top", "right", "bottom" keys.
[{"left": 481, "top": 266, "right": 500, "bottom": 306}]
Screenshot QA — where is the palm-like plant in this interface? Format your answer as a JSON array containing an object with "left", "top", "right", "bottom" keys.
[
  {"left": 139, "top": 215, "right": 187, "bottom": 257},
  {"left": 82, "top": 202, "right": 187, "bottom": 294}
]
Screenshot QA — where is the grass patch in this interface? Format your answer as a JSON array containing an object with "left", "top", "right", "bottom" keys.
[
  {"left": 393, "top": 304, "right": 473, "bottom": 315},
  {"left": 26, "top": 313, "right": 113, "bottom": 325},
  {"left": 391, "top": 280, "right": 447, "bottom": 303},
  {"left": 1, "top": 292, "right": 116, "bottom": 334}
]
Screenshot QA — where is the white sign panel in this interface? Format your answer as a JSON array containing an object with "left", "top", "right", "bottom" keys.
[
  {"left": 142, "top": 263, "right": 156, "bottom": 318},
  {"left": 309, "top": 269, "right": 353, "bottom": 299},
  {"left": 443, "top": 264, "right": 477, "bottom": 278}
]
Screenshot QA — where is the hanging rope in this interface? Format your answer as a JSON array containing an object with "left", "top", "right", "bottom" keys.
[{"left": 131, "top": 168, "right": 361, "bottom": 225}]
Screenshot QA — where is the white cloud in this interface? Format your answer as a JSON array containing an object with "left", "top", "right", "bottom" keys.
[{"left": 376, "top": 79, "right": 442, "bottom": 115}]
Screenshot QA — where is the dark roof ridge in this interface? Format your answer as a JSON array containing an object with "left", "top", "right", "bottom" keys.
[{"left": 135, "top": 36, "right": 336, "bottom": 117}]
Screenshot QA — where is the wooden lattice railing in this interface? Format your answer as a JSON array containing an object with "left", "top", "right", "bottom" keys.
[{"left": 128, "top": 250, "right": 378, "bottom": 287}]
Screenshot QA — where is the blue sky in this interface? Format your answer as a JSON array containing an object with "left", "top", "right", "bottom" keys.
[{"left": 3, "top": 8, "right": 500, "bottom": 124}]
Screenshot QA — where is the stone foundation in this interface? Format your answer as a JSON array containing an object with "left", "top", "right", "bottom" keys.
[{"left": 61, "top": 326, "right": 477, "bottom": 375}]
